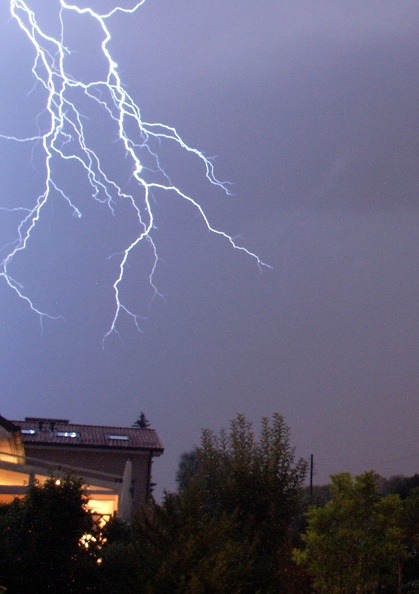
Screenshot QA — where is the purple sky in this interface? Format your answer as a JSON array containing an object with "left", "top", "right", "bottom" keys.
[{"left": 1, "top": 1, "right": 419, "bottom": 498}]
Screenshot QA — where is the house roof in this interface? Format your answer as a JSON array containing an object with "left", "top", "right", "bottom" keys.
[
  {"left": 13, "top": 418, "right": 164, "bottom": 454},
  {"left": 0, "top": 414, "right": 19, "bottom": 435}
]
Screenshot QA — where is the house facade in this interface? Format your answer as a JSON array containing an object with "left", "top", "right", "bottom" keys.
[{"left": 0, "top": 415, "right": 164, "bottom": 521}]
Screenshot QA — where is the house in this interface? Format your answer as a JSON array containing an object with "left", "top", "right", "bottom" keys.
[
  {"left": 0, "top": 414, "right": 164, "bottom": 522},
  {"left": 0, "top": 415, "right": 24, "bottom": 464}
]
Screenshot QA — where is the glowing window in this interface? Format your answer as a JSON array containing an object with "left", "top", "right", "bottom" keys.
[
  {"left": 56, "top": 431, "right": 80, "bottom": 438},
  {"left": 21, "top": 429, "right": 37, "bottom": 435},
  {"left": 107, "top": 434, "right": 129, "bottom": 441}
]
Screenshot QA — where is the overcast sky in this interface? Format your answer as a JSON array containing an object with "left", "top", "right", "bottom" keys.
[{"left": 1, "top": 1, "right": 419, "bottom": 498}]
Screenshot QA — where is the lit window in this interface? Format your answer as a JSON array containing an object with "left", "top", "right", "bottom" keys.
[
  {"left": 107, "top": 434, "right": 129, "bottom": 441},
  {"left": 21, "top": 429, "right": 37, "bottom": 435},
  {"left": 56, "top": 431, "right": 80, "bottom": 438}
]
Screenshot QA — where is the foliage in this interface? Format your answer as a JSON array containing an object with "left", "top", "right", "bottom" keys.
[
  {"left": 294, "top": 471, "right": 406, "bottom": 594},
  {"left": 125, "top": 499, "right": 258, "bottom": 594},
  {"left": 380, "top": 474, "right": 419, "bottom": 499},
  {"left": 402, "top": 580, "right": 419, "bottom": 593},
  {"left": 176, "top": 447, "right": 200, "bottom": 491},
  {"left": 401, "top": 487, "right": 419, "bottom": 585},
  {"left": 0, "top": 476, "right": 101, "bottom": 593},
  {"left": 305, "top": 483, "right": 332, "bottom": 507},
  {"left": 132, "top": 412, "right": 151, "bottom": 428},
  {"left": 123, "top": 413, "right": 307, "bottom": 593},
  {"left": 101, "top": 515, "right": 132, "bottom": 545},
  {"left": 100, "top": 540, "right": 143, "bottom": 594}
]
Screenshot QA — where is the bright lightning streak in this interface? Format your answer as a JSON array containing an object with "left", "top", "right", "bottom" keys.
[{"left": 2, "top": 0, "right": 270, "bottom": 342}]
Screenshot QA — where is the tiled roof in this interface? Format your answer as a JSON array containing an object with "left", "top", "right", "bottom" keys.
[{"left": 13, "top": 418, "right": 164, "bottom": 453}]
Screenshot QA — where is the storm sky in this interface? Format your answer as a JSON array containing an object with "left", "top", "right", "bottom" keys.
[{"left": 1, "top": 1, "right": 419, "bottom": 497}]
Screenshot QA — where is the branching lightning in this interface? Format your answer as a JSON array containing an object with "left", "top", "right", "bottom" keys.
[{"left": 2, "top": 0, "right": 269, "bottom": 342}]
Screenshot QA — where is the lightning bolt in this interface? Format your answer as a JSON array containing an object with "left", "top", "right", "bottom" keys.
[{"left": 2, "top": 0, "right": 269, "bottom": 343}]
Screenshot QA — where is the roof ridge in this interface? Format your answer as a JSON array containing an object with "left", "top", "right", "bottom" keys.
[{"left": 14, "top": 420, "right": 156, "bottom": 431}]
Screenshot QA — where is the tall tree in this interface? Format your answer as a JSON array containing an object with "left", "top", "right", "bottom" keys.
[
  {"left": 176, "top": 447, "right": 199, "bottom": 491},
  {"left": 132, "top": 412, "right": 151, "bottom": 428},
  {"left": 130, "top": 413, "right": 307, "bottom": 593},
  {"left": 401, "top": 487, "right": 419, "bottom": 587},
  {"left": 294, "top": 471, "right": 406, "bottom": 594}
]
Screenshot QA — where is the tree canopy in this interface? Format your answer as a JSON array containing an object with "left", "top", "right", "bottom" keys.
[
  {"left": 0, "top": 475, "right": 100, "bottom": 593},
  {"left": 294, "top": 471, "right": 406, "bottom": 594},
  {"left": 129, "top": 412, "right": 307, "bottom": 593}
]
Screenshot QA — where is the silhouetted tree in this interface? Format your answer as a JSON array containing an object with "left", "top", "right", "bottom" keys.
[
  {"left": 400, "top": 487, "right": 419, "bottom": 586},
  {"left": 128, "top": 413, "right": 307, "bottom": 593},
  {"left": 0, "top": 476, "right": 101, "bottom": 593},
  {"left": 381, "top": 474, "right": 419, "bottom": 499},
  {"left": 176, "top": 447, "right": 199, "bottom": 491},
  {"left": 132, "top": 412, "right": 150, "bottom": 428}
]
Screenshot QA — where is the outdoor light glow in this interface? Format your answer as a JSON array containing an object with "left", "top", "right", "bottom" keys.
[{"left": 1, "top": 0, "right": 269, "bottom": 343}]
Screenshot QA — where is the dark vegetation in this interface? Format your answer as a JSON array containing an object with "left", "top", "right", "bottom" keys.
[
  {"left": 132, "top": 412, "right": 151, "bottom": 429},
  {"left": 0, "top": 413, "right": 418, "bottom": 593},
  {"left": 0, "top": 476, "right": 100, "bottom": 592}
]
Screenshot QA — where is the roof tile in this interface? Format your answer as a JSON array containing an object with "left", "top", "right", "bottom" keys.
[{"left": 13, "top": 419, "right": 164, "bottom": 452}]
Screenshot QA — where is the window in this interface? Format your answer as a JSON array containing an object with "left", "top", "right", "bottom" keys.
[
  {"left": 21, "top": 428, "right": 37, "bottom": 435},
  {"left": 107, "top": 434, "right": 129, "bottom": 441},
  {"left": 56, "top": 431, "right": 80, "bottom": 438}
]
